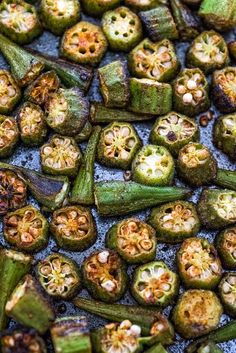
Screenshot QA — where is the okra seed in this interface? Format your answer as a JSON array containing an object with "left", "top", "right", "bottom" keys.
[
  {"left": 183, "top": 93, "right": 193, "bottom": 103},
  {"left": 98, "top": 251, "right": 110, "bottom": 264},
  {"left": 187, "top": 80, "right": 197, "bottom": 90}
]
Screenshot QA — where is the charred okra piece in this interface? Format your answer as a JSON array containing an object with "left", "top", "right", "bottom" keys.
[
  {"left": 71, "top": 126, "right": 101, "bottom": 205},
  {"left": 0, "top": 115, "right": 19, "bottom": 158},
  {"left": 51, "top": 316, "right": 92, "bottom": 353},
  {"left": 197, "top": 188, "right": 236, "bottom": 229},
  {"left": 1, "top": 329, "right": 47, "bottom": 353},
  {"left": 5, "top": 274, "right": 55, "bottom": 334},
  {"left": 173, "top": 68, "right": 209, "bottom": 117},
  {"left": 132, "top": 145, "right": 175, "bottom": 186},
  {"left": 97, "top": 122, "right": 141, "bottom": 170},
  {"left": 218, "top": 273, "right": 236, "bottom": 317},
  {"left": 125, "top": 0, "right": 168, "bottom": 11},
  {"left": 50, "top": 205, "right": 97, "bottom": 251},
  {"left": 0, "top": 0, "right": 42, "bottom": 44},
  {"left": 4, "top": 205, "right": 49, "bottom": 252},
  {"left": 187, "top": 31, "right": 229, "bottom": 74},
  {"left": 40, "top": 0, "right": 80, "bottom": 36},
  {"left": 213, "top": 67, "right": 236, "bottom": 113},
  {"left": 213, "top": 114, "right": 236, "bottom": 160},
  {"left": 216, "top": 226, "right": 236, "bottom": 269},
  {"left": 102, "top": 7, "right": 143, "bottom": 52},
  {"left": 82, "top": 249, "right": 127, "bottom": 302},
  {"left": 40, "top": 135, "right": 82, "bottom": 177},
  {"left": 61, "top": 21, "right": 108, "bottom": 66},
  {"left": 148, "top": 201, "right": 200, "bottom": 243},
  {"left": 186, "top": 341, "right": 223, "bottom": 353},
  {"left": 74, "top": 121, "right": 93, "bottom": 143},
  {"left": 98, "top": 61, "right": 129, "bottom": 108},
  {"left": 106, "top": 218, "right": 157, "bottom": 264},
  {"left": 18, "top": 102, "right": 47, "bottom": 146},
  {"left": 0, "top": 249, "right": 32, "bottom": 330},
  {"left": 0, "top": 70, "right": 21, "bottom": 114},
  {"left": 129, "top": 39, "right": 179, "bottom": 82},
  {"left": 81, "top": 0, "right": 121, "bottom": 17},
  {"left": 129, "top": 78, "right": 172, "bottom": 115},
  {"left": 177, "top": 237, "right": 222, "bottom": 289}
]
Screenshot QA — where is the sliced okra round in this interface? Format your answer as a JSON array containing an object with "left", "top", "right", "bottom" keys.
[
  {"left": 213, "top": 113, "right": 236, "bottom": 161},
  {"left": 3, "top": 205, "right": 49, "bottom": 252},
  {"left": 148, "top": 201, "right": 200, "bottom": 243},
  {"left": 81, "top": 0, "right": 122, "bottom": 17},
  {"left": 50, "top": 205, "right": 97, "bottom": 251},
  {"left": 177, "top": 237, "right": 222, "bottom": 289},
  {"left": 172, "top": 289, "right": 223, "bottom": 339},
  {"left": 129, "top": 38, "right": 180, "bottom": 82},
  {"left": 74, "top": 121, "right": 93, "bottom": 143},
  {"left": 61, "top": 21, "right": 108, "bottom": 66},
  {"left": 40, "top": 135, "right": 82, "bottom": 177},
  {"left": 173, "top": 68, "right": 210, "bottom": 117},
  {"left": 1, "top": 329, "right": 47, "bottom": 353},
  {"left": 212, "top": 67, "right": 236, "bottom": 113},
  {"left": 131, "top": 144, "right": 175, "bottom": 186},
  {"left": 37, "top": 253, "right": 81, "bottom": 299},
  {"left": 106, "top": 218, "right": 157, "bottom": 264},
  {"left": 218, "top": 273, "right": 236, "bottom": 317},
  {"left": 40, "top": 0, "right": 80, "bottom": 36},
  {"left": 187, "top": 30, "right": 229, "bottom": 74},
  {"left": 216, "top": 226, "right": 236, "bottom": 269},
  {"left": 18, "top": 102, "right": 47, "bottom": 146},
  {"left": 177, "top": 142, "right": 217, "bottom": 187},
  {"left": 0, "top": 115, "right": 19, "bottom": 158},
  {"left": 82, "top": 249, "right": 127, "bottom": 302},
  {"left": 97, "top": 122, "right": 142, "bottom": 170},
  {"left": 131, "top": 261, "right": 179, "bottom": 307},
  {"left": 0, "top": 70, "right": 21, "bottom": 114},
  {"left": 0, "top": 0, "right": 42, "bottom": 44},
  {"left": 102, "top": 6, "right": 143, "bottom": 52}
]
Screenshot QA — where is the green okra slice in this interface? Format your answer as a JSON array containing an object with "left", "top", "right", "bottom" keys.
[
  {"left": 40, "top": 135, "right": 82, "bottom": 178},
  {"left": 5, "top": 274, "right": 55, "bottom": 334},
  {"left": 106, "top": 218, "right": 157, "bottom": 264},
  {"left": 128, "top": 38, "right": 180, "bottom": 82},
  {"left": 102, "top": 6, "right": 143, "bottom": 52},
  {"left": 142, "top": 343, "right": 168, "bottom": 353},
  {"left": 81, "top": 0, "right": 122, "bottom": 17},
  {"left": 173, "top": 68, "right": 210, "bottom": 117},
  {"left": 18, "top": 102, "right": 47, "bottom": 146},
  {"left": 186, "top": 341, "right": 223, "bottom": 353},
  {"left": 129, "top": 78, "right": 172, "bottom": 115},
  {"left": 4, "top": 205, "right": 49, "bottom": 253},
  {"left": 187, "top": 30, "right": 229, "bottom": 74},
  {"left": 50, "top": 205, "right": 97, "bottom": 251},
  {"left": 71, "top": 126, "right": 101, "bottom": 205},
  {"left": 0, "top": 70, "right": 21, "bottom": 115},
  {"left": 74, "top": 121, "right": 93, "bottom": 143},
  {"left": 212, "top": 67, "right": 236, "bottom": 113},
  {"left": 197, "top": 188, "right": 236, "bottom": 229},
  {"left": 98, "top": 60, "right": 130, "bottom": 108},
  {"left": 148, "top": 201, "right": 200, "bottom": 243},
  {"left": 177, "top": 237, "right": 222, "bottom": 289},
  {"left": 40, "top": 0, "right": 80, "bottom": 36},
  {"left": 218, "top": 273, "right": 236, "bottom": 317},
  {"left": 1, "top": 329, "right": 47, "bottom": 353},
  {"left": 82, "top": 249, "right": 127, "bottom": 302},
  {"left": 216, "top": 226, "right": 236, "bottom": 269},
  {"left": 97, "top": 122, "right": 141, "bottom": 170},
  {"left": 215, "top": 169, "right": 236, "bottom": 191},
  {"left": 139, "top": 6, "right": 178, "bottom": 42},
  {"left": 131, "top": 261, "right": 179, "bottom": 307},
  {"left": 213, "top": 114, "right": 236, "bottom": 160},
  {"left": 0, "top": 115, "right": 19, "bottom": 158},
  {"left": 51, "top": 316, "right": 92, "bottom": 353},
  {"left": 125, "top": 0, "right": 168, "bottom": 11},
  {"left": 61, "top": 21, "right": 108, "bottom": 66},
  {"left": 0, "top": 0, "right": 42, "bottom": 44}
]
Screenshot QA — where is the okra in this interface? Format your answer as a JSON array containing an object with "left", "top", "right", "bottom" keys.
[
  {"left": 228, "top": 41, "right": 236, "bottom": 61},
  {"left": 81, "top": 0, "right": 121, "bottom": 17},
  {"left": 214, "top": 114, "right": 236, "bottom": 160},
  {"left": 124, "top": 0, "right": 168, "bottom": 11},
  {"left": 129, "top": 78, "right": 172, "bottom": 115},
  {"left": 5, "top": 274, "right": 55, "bottom": 334},
  {"left": 0, "top": 70, "right": 21, "bottom": 114},
  {"left": 74, "top": 121, "right": 93, "bottom": 144},
  {"left": 139, "top": 6, "right": 178, "bottom": 42},
  {"left": 129, "top": 38, "right": 180, "bottom": 82},
  {"left": 40, "top": 135, "right": 82, "bottom": 178},
  {"left": 0, "top": 115, "right": 19, "bottom": 158},
  {"left": 61, "top": 21, "right": 108, "bottom": 66},
  {"left": 106, "top": 218, "right": 157, "bottom": 264},
  {"left": 51, "top": 316, "right": 92, "bottom": 353},
  {"left": 186, "top": 341, "right": 223, "bottom": 353},
  {"left": 50, "top": 205, "right": 97, "bottom": 251},
  {"left": 172, "top": 289, "right": 223, "bottom": 339},
  {"left": 0, "top": 0, "right": 42, "bottom": 44},
  {"left": 214, "top": 169, "right": 236, "bottom": 191},
  {"left": 102, "top": 6, "right": 143, "bottom": 52},
  {"left": 216, "top": 226, "right": 236, "bottom": 269},
  {"left": 95, "top": 181, "right": 191, "bottom": 216},
  {"left": 98, "top": 60, "right": 130, "bottom": 108},
  {"left": 1, "top": 329, "right": 47, "bottom": 353},
  {"left": 218, "top": 273, "right": 236, "bottom": 317},
  {"left": 173, "top": 68, "right": 210, "bottom": 117},
  {"left": 0, "top": 249, "right": 32, "bottom": 330},
  {"left": 213, "top": 67, "right": 236, "bottom": 113},
  {"left": 148, "top": 201, "right": 200, "bottom": 243},
  {"left": 132, "top": 261, "right": 179, "bottom": 307},
  {"left": 71, "top": 126, "right": 101, "bottom": 205},
  {"left": 142, "top": 343, "right": 168, "bottom": 353},
  {"left": 82, "top": 249, "right": 127, "bottom": 302}
]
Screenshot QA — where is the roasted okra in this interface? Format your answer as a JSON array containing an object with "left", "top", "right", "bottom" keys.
[
  {"left": 218, "top": 273, "right": 236, "bottom": 317},
  {"left": 216, "top": 226, "right": 236, "bottom": 269},
  {"left": 0, "top": 70, "right": 21, "bottom": 114},
  {"left": 0, "top": 115, "right": 19, "bottom": 158},
  {"left": 81, "top": 0, "right": 122, "bottom": 17},
  {"left": 212, "top": 67, "right": 236, "bottom": 113},
  {"left": 213, "top": 113, "right": 236, "bottom": 160},
  {"left": 125, "top": 0, "right": 167, "bottom": 11},
  {"left": 1, "top": 329, "right": 47, "bottom": 353},
  {"left": 186, "top": 341, "right": 223, "bottom": 353}
]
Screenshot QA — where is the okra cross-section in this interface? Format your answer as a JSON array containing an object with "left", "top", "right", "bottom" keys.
[
  {"left": 4, "top": 205, "right": 49, "bottom": 252},
  {"left": 0, "top": 115, "right": 19, "bottom": 158},
  {"left": 131, "top": 261, "right": 179, "bottom": 307},
  {"left": 81, "top": 0, "right": 122, "bottom": 17},
  {"left": 177, "top": 237, "right": 222, "bottom": 289},
  {"left": 216, "top": 226, "right": 236, "bottom": 269},
  {"left": 0, "top": 70, "right": 21, "bottom": 114},
  {"left": 148, "top": 201, "right": 200, "bottom": 243},
  {"left": 1, "top": 330, "right": 47, "bottom": 353},
  {"left": 219, "top": 273, "right": 236, "bottom": 317},
  {"left": 50, "top": 205, "right": 97, "bottom": 251},
  {"left": 37, "top": 253, "right": 81, "bottom": 300},
  {"left": 106, "top": 218, "right": 157, "bottom": 264},
  {"left": 40, "top": 135, "right": 82, "bottom": 177},
  {"left": 82, "top": 249, "right": 127, "bottom": 302},
  {"left": 213, "top": 113, "right": 236, "bottom": 161},
  {"left": 212, "top": 67, "right": 236, "bottom": 113},
  {"left": 97, "top": 122, "right": 141, "bottom": 170}
]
